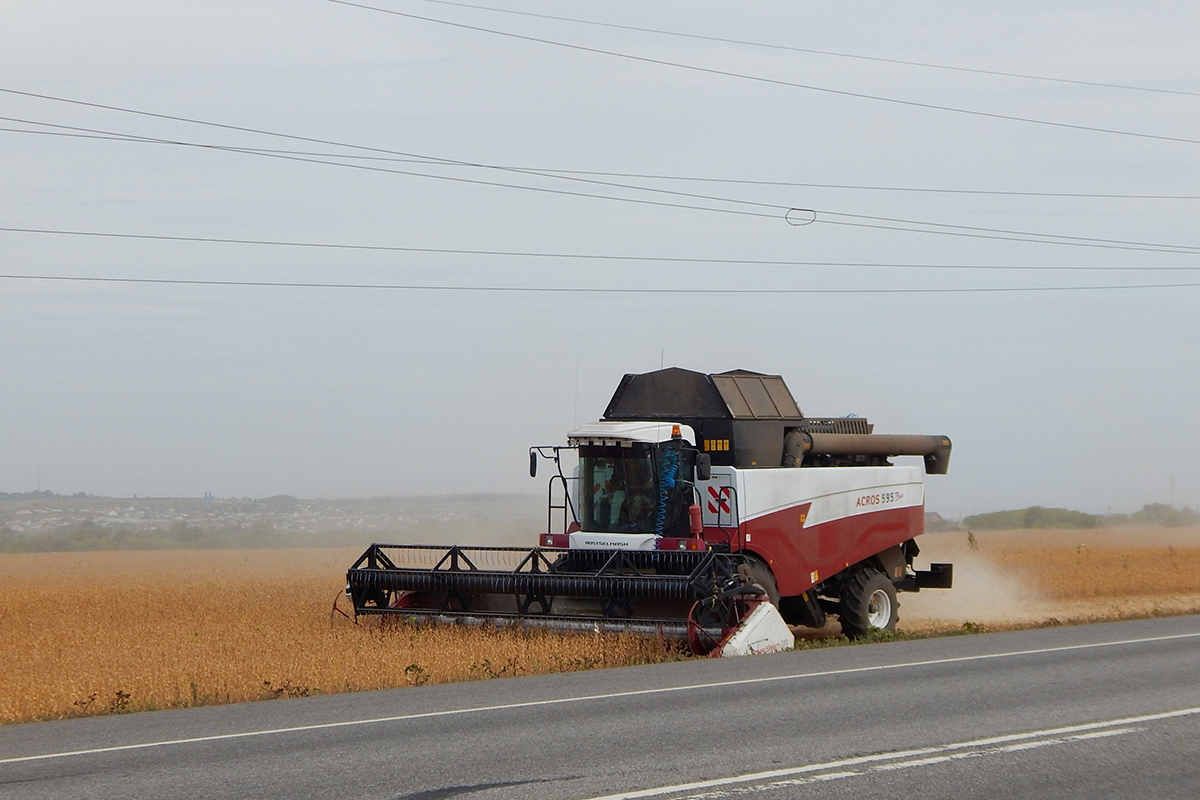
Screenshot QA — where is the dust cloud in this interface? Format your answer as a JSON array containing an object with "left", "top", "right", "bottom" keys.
[{"left": 900, "top": 554, "right": 1038, "bottom": 628}]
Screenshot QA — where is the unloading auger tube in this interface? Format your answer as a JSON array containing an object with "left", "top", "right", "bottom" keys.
[
  {"left": 345, "top": 543, "right": 763, "bottom": 646},
  {"left": 782, "top": 430, "right": 952, "bottom": 474}
]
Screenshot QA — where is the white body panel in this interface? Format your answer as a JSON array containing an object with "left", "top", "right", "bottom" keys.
[
  {"left": 718, "top": 602, "right": 795, "bottom": 657},
  {"left": 568, "top": 420, "right": 696, "bottom": 446},
  {"left": 700, "top": 465, "right": 925, "bottom": 529},
  {"left": 568, "top": 532, "right": 658, "bottom": 550}
]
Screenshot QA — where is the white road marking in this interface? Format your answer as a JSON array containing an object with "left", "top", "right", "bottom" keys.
[
  {"left": 676, "top": 730, "right": 1149, "bottom": 799},
  {"left": 1, "top": 629, "right": 1197, "bottom": 766},
  {"left": 679, "top": 730, "right": 1150, "bottom": 798},
  {"left": 686, "top": 771, "right": 862, "bottom": 799},
  {"left": 1070, "top": 727, "right": 1144, "bottom": 741},
  {"left": 868, "top": 728, "right": 1144, "bottom": 772},
  {"left": 585, "top": 712, "right": 1190, "bottom": 800}
]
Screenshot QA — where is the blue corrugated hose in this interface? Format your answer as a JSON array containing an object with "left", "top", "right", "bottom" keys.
[{"left": 655, "top": 449, "right": 680, "bottom": 536}]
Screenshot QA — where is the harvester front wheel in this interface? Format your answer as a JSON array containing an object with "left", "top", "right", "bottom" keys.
[
  {"left": 838, "top": 567, "right": 898, "bottom": 638},
  {"left": 740, "top": 559, "right": 780, "bottom": 608}
]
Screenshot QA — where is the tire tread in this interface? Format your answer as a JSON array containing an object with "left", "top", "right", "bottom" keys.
[{"left": 838, "top": 567, "right": 898, "bottom": 638}]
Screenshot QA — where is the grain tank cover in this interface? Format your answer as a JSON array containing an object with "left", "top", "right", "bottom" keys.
[
  {"left": 603, "top": 368, "right": 803, "bottom": 422},
  {"left": 711, "top": 372, "right": 803, "bottom": 419},
  {"left": 603, "top": 368, "right": 805, "bottom": 468},
  {"left": 600, "top": 367, "right": 948, "bottom": 471}
]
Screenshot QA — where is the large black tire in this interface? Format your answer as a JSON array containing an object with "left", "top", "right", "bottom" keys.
[
  {"left": 838, "top": 567, "right": 898, "bottom": 638},
  {"left": 740, "top": 558, "right": 780, "bottom": 608}
]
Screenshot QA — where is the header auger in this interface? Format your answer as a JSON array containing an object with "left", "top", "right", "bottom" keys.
[{"left": 346, "top": 368, "right": 953, "bottom": 656}]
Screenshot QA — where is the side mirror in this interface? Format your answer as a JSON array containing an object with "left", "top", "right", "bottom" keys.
[
  {"left": 529, "top": 450, "right": 538, "bottom": 478},
  {"left": 695, "top": 453, "right": 711, "bottom": 481}
]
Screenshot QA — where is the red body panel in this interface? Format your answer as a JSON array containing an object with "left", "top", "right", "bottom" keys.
[{"left": 703, "top": 503, "right": 924, "bottom": 597}]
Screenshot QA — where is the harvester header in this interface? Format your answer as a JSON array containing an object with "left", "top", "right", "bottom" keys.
[{"left": 347, "top": 367, "right": 953, "bottom": 656}]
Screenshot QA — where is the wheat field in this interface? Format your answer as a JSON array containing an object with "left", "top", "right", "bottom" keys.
[
  {"left": 0, "top": 548, "right": 679, "bottom": 725},
  {"left": 900, "top": 526, "right": 1200, "bottom": 630},
  {"left": 3, "top": 528, "right": 1199, "bottom": 725}
]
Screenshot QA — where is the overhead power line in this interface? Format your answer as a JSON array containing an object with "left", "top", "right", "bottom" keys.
[
  {"left": 320, "top": 0, "right": 1200, "bottom": 148},
  {"left": 810, "top": 212, "right": 1200, "bottom": 255},
  {"left": 7, "top": 123, "right": 1199, "bottom": 200},
  {"left": 4, "top": 225, "right": 1200, "bottom": 271},
  {"left": 412, "top": 0, "right": 1200, "bottom": 99},
  {"left": 3, "top": 273, "right": 1199, "bottom": 295},
  {"left": 0, "top": 103, "right": 782, "bottom": 221},
  {"left": 497, "top": 172, "right": 1200, "bottom": 200},
  {"left": 6, "top": 112, "right": 1200, "bottom": 256}
]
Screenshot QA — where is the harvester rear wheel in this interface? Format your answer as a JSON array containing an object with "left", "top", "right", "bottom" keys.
[{"left": 838, "top": 567, "right": 898, "bottom": 638}]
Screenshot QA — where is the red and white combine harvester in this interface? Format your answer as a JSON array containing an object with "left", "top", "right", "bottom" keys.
[{"left": 347, "top": 368, "right": 953, "bottom": 656}]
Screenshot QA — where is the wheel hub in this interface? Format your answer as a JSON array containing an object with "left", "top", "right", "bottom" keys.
[{"left": 867, "top": 588, "right": 892, "bottom": 628}]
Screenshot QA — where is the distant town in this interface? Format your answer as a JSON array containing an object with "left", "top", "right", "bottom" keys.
[{"left": 0, "top": 492, "right": 543, "bottom": 551}]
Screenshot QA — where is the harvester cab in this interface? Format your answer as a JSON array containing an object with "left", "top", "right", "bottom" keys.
[
  {"left": 534, "top": 421, "right": 704, "bottom": 551},
  {"left": 347, "top": 368, "right": 954, "bottom": 656}
]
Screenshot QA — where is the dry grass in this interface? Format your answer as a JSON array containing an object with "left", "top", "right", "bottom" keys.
[
  {"left": 4, "top": 528, "right": 1199, "bottom": 725},
  {"left": 0, "top": 548, "right": 679, "bottom": 725}
]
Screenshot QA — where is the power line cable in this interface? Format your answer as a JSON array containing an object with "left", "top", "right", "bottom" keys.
[
  {"left": 320, "top": 0, "right": 1200, "bottom": 148},
  {"left": 34, "top": 114, "right": 1180, "bottom": 250},
  {"left": 3, "top": 272, "right": 1198, "bottom": 294},
  {"left": 4, "top": 225, "right": 1199, "bottom": 270},
  {"left": 492, "top": 172, "right": 1200, "bottom": 200},
  {"left": 813, "top": 210, "right": 1200, "bottom": 254},
  {"left": 0, "top": 95, "right": 780, "bottom": 221},
  {"left": 6, "top": 115, "right": 1200, "bottom": 256},
  {"left": 0, "top": 88, "right": 461, "bottom": 163},
  {"left": 0, "top": 105, "right": 793, "bottom": 220},
  {"left": 810, "top": 217, "right": 1200, "bottom": 255},
  {"left": 7, "top": 122, "right": 1199, "bottom": 200},
  {"left": 0, "top": 112, "right": 781, "bottom": 220},
  {"left": 411, "top": 0, "right": 1200, "bottom": 99}
]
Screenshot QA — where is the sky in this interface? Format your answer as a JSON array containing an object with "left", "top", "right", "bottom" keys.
[{"left": 2, "top": 1, "right": 1199, "bottom": 517}]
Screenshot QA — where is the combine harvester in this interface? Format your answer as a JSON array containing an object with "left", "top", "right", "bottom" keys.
[{"left": 347, "top": 368, "right": 953, "bottom": 656}]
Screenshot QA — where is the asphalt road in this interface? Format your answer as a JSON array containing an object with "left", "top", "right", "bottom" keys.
[{"left": 2, "top": 615, "right": 1198, "bottom": 799}]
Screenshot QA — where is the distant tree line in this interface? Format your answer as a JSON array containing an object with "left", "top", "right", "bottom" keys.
[
  {"left": 962, "top": 503, "right": 1200, "bottom": 531},
  {"left": 0, "top": 490, "right": 92, "bottom": 500},
  {"left": 1105, "top": 503, "right": 1200, "bottom": 528},
  {"left": 964, "top": 506, "right": 1100, "bottom": 530}
]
